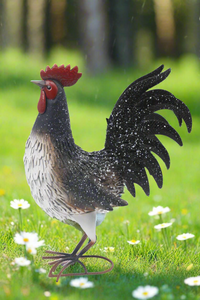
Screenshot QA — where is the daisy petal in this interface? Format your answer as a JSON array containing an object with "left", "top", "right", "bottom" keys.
[
  {"left": 176, "top": 233, "right": 195, "bottom": 241},
  {"left": 132, "top": 285, "right": 159, "bottom": 299},
  {"left": 14, "top": 257, "right": 31, "bottom": 267},
  {"left": 70, "top": 277, "right": 94, "bottom": 289},
  {"left": 127, "top": 240, "right": 140, "bottom": 245},
  {"left": 184, "top": 276, "right": 200, "bottom": 286},
  {"left": 10, "top": 199, "right": 30, "bottom": 210},
  {"left": 154, "top": 223, "right": 172, "bottom": 230},
  {"left": 148, "top": 206, "right": 170, "bottom": 216}
]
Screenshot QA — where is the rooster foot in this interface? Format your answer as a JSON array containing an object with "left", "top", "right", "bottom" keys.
[{"left": 42, "top": 250, "right": 114, "bottom": 282}]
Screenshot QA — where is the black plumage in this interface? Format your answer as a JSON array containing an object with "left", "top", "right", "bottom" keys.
[
  {"left": 24, "top": 64, "right": 192, "bottom": 280},
  {"left": 105, "top": 65, "right": 191, "bottom": 196}
]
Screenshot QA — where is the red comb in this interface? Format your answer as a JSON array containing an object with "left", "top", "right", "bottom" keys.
[{"left": 40, "top": 64, "right": 82, "bottom": 87}]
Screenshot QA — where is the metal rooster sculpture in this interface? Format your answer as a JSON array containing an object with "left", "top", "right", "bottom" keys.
[{"left": 24, "top": 64, "right": 192, "bottom": 281}]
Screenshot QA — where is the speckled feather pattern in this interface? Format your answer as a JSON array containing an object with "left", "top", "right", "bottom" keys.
[
  {"left": 24, "top": 65, "right": 192, "bottom": 238},
  {"left": 24, "top": 131, "right": 125, "bottom": 227},
  {"left": 105, "top": 65, "right": 192, "bottom": 196},
  {"left": 24, "top": 133, "right": 80, "bottom": 223}
]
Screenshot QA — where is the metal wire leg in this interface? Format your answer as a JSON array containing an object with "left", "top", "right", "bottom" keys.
[{"left": 42, "top": 235, "right": 114, "bottom": 281}]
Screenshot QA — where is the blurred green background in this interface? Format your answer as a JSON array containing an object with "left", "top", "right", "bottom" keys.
[
  {"left": 0, "top": 1, "right": 200, "bottom": 299},
  {"left": 1, "top": 0, "right": 200, "bottom": 72},
  {"left": 0, "top": 0, "right": 200, "bottom": 238},
  {"left": 0, "top": 0, "right": 199, "bottom": 184}
]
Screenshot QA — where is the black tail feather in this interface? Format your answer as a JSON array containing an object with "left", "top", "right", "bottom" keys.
[
  {"left": 133, "top": 69, "right": 171, "bottom": 96},
  {"left": 143, "top": 113, "right": 169, "bottom": 124},
  {"left": 141, "top": 120, "right": 183, "bottom": 146},
  {"left": 105, "top": 66, "right": 192, "bottom": 197},
  {"left": 133, "top": 65, "right": 165, "bottom": 86},
  {"left": 138, "top": 90, "right": 192, "bottom": 133},
  {"left": 142, "top": 136, "right": 170, "bottom": 169},
  {"left": 123, "top": 162, "right": 150, "bottom": 196},
  {"left": 131, "top": 150, "right": 163, "bottom": 189},
  {"left": 140, "top": 152, "right": 163, "bottom": 189}
]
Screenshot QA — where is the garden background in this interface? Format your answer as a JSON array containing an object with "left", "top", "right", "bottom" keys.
[{"left": 0, "top": 1, "right": 200, "bottom": 299}]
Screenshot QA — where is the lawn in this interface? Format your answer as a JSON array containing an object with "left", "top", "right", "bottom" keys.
[{"left": 0, "top": 49, "right": 200, "bottom": 300}]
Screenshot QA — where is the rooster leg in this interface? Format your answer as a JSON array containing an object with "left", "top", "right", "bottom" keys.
[
  {"left": 54, "top": 238, "right": 96, "bottom": 271},
  {"left": 43, "top": 212, "right": 114, "bottom": 280},
  {"left": 43, "top": 234, "right": 114, "bottom": 281},
  {"left": 71, "top": 233, "right": 88, "bottom": 254},
  {"left": 77, "top": 239, "right": 95, "bottom": 256},
  {"left": 42, "top": 233, "right": 87, "bottom": 266}
]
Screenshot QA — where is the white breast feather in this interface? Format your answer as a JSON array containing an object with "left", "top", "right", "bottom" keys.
[{"left": 24, "top": 133, "right": 107, "bottom": 230}]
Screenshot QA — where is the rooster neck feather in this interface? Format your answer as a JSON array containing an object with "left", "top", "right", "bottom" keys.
[{"left": 32, "top": 90, "right": 74, "bottom": 146}]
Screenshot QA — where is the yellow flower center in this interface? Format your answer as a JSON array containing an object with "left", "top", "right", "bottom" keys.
[
  {"left": 182, "top": 236, "right": 187, "bottom": 239},
  {"left": 51, "top": 220, "right": 57, "bottom": 225},
  {"left": 131, "top": 239, "right": 136, "bottom": 243},
  {"left": 18, "top": 204, "right": 22, "bottom": 207},
  {"left": 27, "top": 248, "right": 32, "bottom": 253},
  {"left": 142, "top": 292, "right": 149, "bottom": 296},
  {"left": 158, "top": 211, "right": 163, "bottom": 214},
  {"left": 0, "top": 189, "right": 5, "bottom": 196},
  {"left": 108, "top": 247, "right": 114, "bottom": 252},
  {"left": 23, "top": 238, "right": 29, "bottom": 242},
  {"left": 181, "top": 209, "right": 188, "bottom": 215},
  {"left": 193, "top": 280, "right": 199, "bottom": 284},
  {"left": 80, "top": 283, "right": 85, "bottom": 286}
]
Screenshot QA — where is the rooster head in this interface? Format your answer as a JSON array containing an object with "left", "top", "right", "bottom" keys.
[{"left": 31, "top": 64, "right": 82, "bottom": 114}]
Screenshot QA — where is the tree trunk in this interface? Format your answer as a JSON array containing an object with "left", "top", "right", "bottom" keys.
[
  {"left": 21, "top": 0, "right": 28, "bottom": 52},
  {"left": 50, "top": 0, "right": 67, "bottom": 46},
  {"left": 185, "top": 0, "right": 199, "bottom": 56},
  {"left": 0, "top": 0, "right": 6, "bottom": 49},
  {"left": 153, "top": 0, "right": 175, "bottom": 56},
  {"left": 65, "top": 0, "right": 80, "bottom": 48},
  {"left": 4, "top": 0, "right": 22, "bottom": 49},
  {"left": 79, "top": 0, "right": 110, "bottom": 74},
  {"left": 108, "top": 0, "right": 133, "bottom": 67},
  {"left": 27, "top": 0, "right": 46, "bottom": 54}
]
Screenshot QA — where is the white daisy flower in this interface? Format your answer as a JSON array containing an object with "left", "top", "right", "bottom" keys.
[
  {"left": 14, "top": 257, "right": 31, "bottom": 267},
  {"left": 176, "top": 233, "right": 195, "bottom": 241},
  {"left": 127, "top": 239, "right": 140, "bottom": 245},
  {"left": 69, "top": 277, "right": 94, "bottom": 289},
  {"left": 103, "top": 247, "right": 115, "bottom": 253},
  {"left": 184, "top": 276, "right": 200, "bottom": 286},
  {"left": 132, "top": 285, "right": 159, "bottom": 299},
  {"left": 26, "top": 244, "right": 37, "bottom": 255},
  {"left": 170, "top": 218, "right": 176, "bottom": 223},
  {"left": 14, "top": 232, "right": 37, "bottom": 245},
  {"left": 10, "top": 199, "right": 30, "bottom": 210},
  {"left": 14, "top": 232, "right": 45, "bottom": 251},
  {"left": 35, "top": 268, "right": 46, "bottom": 274},
  {"left": 154, "top": 223, "right": 172, "bottom": 230},
  {"left": 148, "top": 206, "right": 170, "bottom": 216},
  {"left": 44, "top": 291, "right": 51, "bottom": 297},
  {"left": 123, "top": 220, "right": 130, "bottom": 225}
]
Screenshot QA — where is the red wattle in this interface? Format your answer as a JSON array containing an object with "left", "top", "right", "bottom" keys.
[{"left": 37, "top": 90, "right": 46, "bottom": 114}]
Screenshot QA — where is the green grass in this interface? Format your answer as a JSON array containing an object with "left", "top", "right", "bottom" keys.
[{"left": 0, "top": 48, "right": 200, "bottom": 300}]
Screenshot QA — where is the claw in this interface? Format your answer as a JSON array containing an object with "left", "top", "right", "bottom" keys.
[{"left": 42, "top": 250, "right": 114, "bottom": 282}]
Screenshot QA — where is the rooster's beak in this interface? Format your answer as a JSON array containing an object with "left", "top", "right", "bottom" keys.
[{"left": 31, "top": 80, "right": 46, "bottom": 88}]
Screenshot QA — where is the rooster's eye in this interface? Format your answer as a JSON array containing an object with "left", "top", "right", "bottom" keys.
[{"left": 43, "top": 80, "right": 58, "bottom": 99}]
